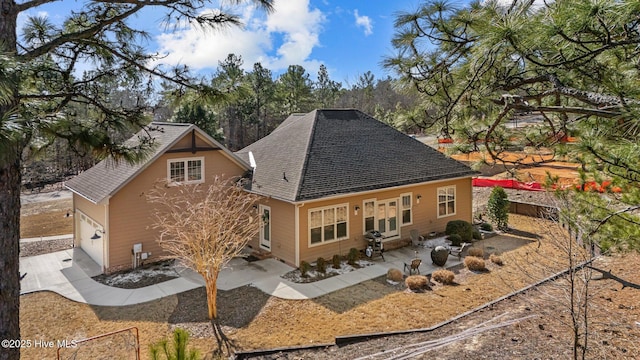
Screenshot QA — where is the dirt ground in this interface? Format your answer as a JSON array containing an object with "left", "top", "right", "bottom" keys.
[
  {"left": 20, "top": 214, "right": 640, "bottom": 360},
  {"left": 20, "top": 198, "right": 73, "bottom": 238}
]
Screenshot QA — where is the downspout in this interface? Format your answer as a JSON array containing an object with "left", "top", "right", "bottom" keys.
[
  {"left": 295, "top": 203, "right": 305, "bottom": 267},
  {"left": 103, "top": 200, "right": 110, "bottom": 273}
]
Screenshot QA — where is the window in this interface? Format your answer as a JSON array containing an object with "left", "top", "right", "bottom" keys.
[
  {"left": 168, "top": 157, "right": 204, "bottom": 184},
  {"left": 438, "top": 186, "right": 456, "bottom": 217},
  {"left": 309, "top": 204, "right": 348, "bottom": 245},
  {"left": 400, "top": 193, "right": 412, "bottom": 225},
  {"left": 363, "top": 200, "right": 375, "bottom": 234}
]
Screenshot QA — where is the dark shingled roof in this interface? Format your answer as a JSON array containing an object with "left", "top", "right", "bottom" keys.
[
  {"left": 66, "top": 122, "right": 248, "bottom": 204},
  {"left": 236, "top": 109, "right": 477, "bottom": 202}
]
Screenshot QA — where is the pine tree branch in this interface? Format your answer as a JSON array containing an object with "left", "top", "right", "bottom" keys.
[
  {"left": 587, "top": 266, "right": 640, "bottom": 290},
  {"left": 18, "top": 4, "right": 144, "bottom": 61}
]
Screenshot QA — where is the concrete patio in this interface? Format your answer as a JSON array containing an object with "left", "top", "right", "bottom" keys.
[{"left": 19, "top": 240, "right": 463, "bottom": 305}]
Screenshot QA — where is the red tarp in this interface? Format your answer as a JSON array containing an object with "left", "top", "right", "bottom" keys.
[
  {"left": 472, "top": 178, "right": 621, "bottom": 193},
  {"left": 472, "top": 178, "right": 543, "bottom": 191}
]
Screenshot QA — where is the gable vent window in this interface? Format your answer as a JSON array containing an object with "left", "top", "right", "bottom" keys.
[{"left": 168, "top": 157, "right": 204, "bottom": 185}]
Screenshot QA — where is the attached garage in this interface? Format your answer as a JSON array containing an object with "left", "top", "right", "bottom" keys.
[{"left": 77, "top": 210, "right": 104, "bottom": 268}]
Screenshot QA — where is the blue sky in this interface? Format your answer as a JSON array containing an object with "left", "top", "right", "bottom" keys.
[
  {"left": 21, "top": 0, "right": 430, "bottom": 85},
  {"left": 149, "top": 0, "right": 424, "bottom": 84}
]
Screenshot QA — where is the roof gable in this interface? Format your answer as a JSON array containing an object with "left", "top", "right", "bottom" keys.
[
  {"left": 66, "top": 122, "right": 249, "bottom": 204},
  {"left": 237, "top": 109, "right": 477, "bottom": 202}
]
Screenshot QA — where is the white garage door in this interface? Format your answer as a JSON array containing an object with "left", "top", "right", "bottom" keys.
[{"left": 78, "top": 211, "right": 104, "bottom": 268}]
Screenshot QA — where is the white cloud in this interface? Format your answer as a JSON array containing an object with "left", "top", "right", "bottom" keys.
[
  {"left": 154, "top": 1, "right": 325, "bottom": 75},
  {"left": 353, "top": 9, "right": 372, "bottom": 36}
]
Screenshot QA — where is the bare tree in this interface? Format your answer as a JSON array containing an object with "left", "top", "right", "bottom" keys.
[{"left": 148, "top": 176, "right": 260, "bottom": 354}]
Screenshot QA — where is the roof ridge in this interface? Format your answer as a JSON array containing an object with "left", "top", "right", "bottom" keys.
[{"left": 293, "top": 110, "right": 319, "bottom": 200}]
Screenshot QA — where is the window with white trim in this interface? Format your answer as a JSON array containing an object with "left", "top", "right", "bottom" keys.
[
  {"left": 309, "top": 204, "right": 348, "bottom": 245},
  {"left": 437, "top": 186, "right": 456, "bottom": 217},
  {"left": 400, "top": 192, "right": 412, "bottom": 225},
  {"left": 363, "top": 200, "right": 375, "bottom": 234},
  {"left": 168, "top": 157, "right": 204, "bottom": 184}
]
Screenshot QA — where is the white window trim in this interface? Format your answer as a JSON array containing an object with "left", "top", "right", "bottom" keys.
[
  {"left": 167, "top": 157, "right": 205, "bottom": 185},
  {"left": 362, "top": 198, "right": 376, "bottom": 235},
  {"left": 308, "top": 203, "right": 349, "bottom": 248},
  {"left": 437, "top": 185, "right": 457, "bottom": 218},
  {"left": 400, "top": 192, "right": 413, "bottom": 226}
]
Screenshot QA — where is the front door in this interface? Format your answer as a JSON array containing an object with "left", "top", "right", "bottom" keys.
[
  {"left": 377, "top": 199, "right": 398, "bottom": 238},
  {"left": 259, "top": 205, "right": 271, "bottom": 250}
]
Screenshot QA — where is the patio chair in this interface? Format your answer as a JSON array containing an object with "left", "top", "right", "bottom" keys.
[
  {"left": 410, "top": 229, "right": 425, "bottom": 248},
  {"left": 404, "top": 258, "right": 422, "bottom": 275},
  {"left": 449, "top": 242, "right": 471, "bottom": 258}
]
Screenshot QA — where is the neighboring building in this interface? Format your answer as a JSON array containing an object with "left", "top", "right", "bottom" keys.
[
  {"left": 65, "top": 123, "right": 249, "bottom": 273},
  {"left": 66, "top": 109, "right": 477, "bottom": 273},
  {"left": 235, "top": 109, "right": 478, "bottom": 266}
]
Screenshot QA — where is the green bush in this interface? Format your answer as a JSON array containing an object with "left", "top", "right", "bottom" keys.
[
  {"left": 316, "top": 257, "right": 327, "bottom": 273},
  {"left": 332, "top": 254, "right": 341, "bottom": 269},
  {"left": 480, "top": 222, "right": 493, "bottom": 231},
  {"left": 299, "top": 261, "right": 311, "bottom": 277},
  {"left": 472, "top": 227, "right": 482, "bottom": 240},
  {"left": 487, "top": 186, "right": 510, "bottom": 231},
  {"left": 347, "top": 248, "right": 359, "bottom": 265},
  {"left": 445, "top": 220, "right": 473, "bottom": 242},
  {"left": 446, "top": 234, "right": 462, "bottom": 246}
]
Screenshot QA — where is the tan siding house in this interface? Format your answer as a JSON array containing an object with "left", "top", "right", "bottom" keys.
[
  {"left": 236, "top": 109, "right": 478, "bottom": 266},
  {"left": 66, "top": 110, "right": 477, "bottom": 273},
  {"left": 66, "top": 123, "right": 249, "bottom": 273}
]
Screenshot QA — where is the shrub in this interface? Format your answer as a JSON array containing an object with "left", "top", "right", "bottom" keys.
[
  {"left": 446, "top": 234, "right": 462, "bottom": 246},
  {"left": 480, "top": 222, "right": 493, "bottom": 231},
  {"left": 149, "top": 328, "right": 200, "bottom": 360},
  {"left": 299, "top": 261, "right": 311, "bottom": 277},
  {"left": 467, "top": 247, "right": 484, "bottom": 258},
  {"left": 316, "top": 257, "right": 327, "bottom": 273},
  {"left": 387, "top": 268, "right": 403, "bottom": 282},
  {"left": 405, "top": 275, "right": 431, "bottom": 292},
  {"left": 332, "top": 254, "right": 341, "bottom": 269},
  {"left": 445, "top": 220, "right": 473, "bottom": 242},
  {"left": 490, "top": 254, "right": 504, "bottom": 266},
  {"left": 488, "top": 186, "right": 510, "bottom": 231},
  {"left": 432, "top": 269, "right": 455, "bottom": 285},
  {"left": 472, "top": 227, "right": 482, "bottom": 240},
  {"left": 464, "top": 256, "right": 486, "bottom": 271},
  {"left": 347, "top": 248, "right": 359, "bottom": 265}
]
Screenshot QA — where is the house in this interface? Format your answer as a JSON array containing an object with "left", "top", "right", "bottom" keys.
[
  {"left": 66, "top": 109, "right": 477, "bottom": 273},
  {"left": 235, "top": 109, "right": 478, "bottom": 266},
  {"left": 65, "top": 123, "right": 250, "bottom": 273}
]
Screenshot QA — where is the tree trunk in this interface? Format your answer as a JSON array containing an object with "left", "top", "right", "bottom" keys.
[
  {"left": 0, "top": 156, "right": 22, "bottom": 360},
  {"left": 0, "top": 1, "right": 21, "bottom": 359},
  {"left": 204, "top": 272, "right": 219, "bottom": 320}
]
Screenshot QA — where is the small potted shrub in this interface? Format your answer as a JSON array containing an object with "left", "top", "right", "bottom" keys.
[
  {"left": 332, "top": 254, "right": 341, "bottom": 269},
  {"left": 299, "top": 261, "right": 311, "bottom": 277},
  {"left": 446, "top": 234, "right": 462, "bottom": 246},
  {"left": 316, "top": 257, "right": 327, "bottom": 273},
  {"left": 432, "top": 269, "right": 455, "bottom": 285},
  {"left": 347, "top": 248, "right": 359, "bottom": 265},
  {"left": 464, "top": 256, "right": 486, "bottom": 271},
  {"left": 405, "top": 275, "right": 431, "bottom": 292},
  {"left": 467, "top": 247, "right": 484, "bottom": 258},
  {"left": 387, "top": 268, "right": 403, "bottom": 282},
  {"left": 490, "top": 253, "right": 504, "bottom": 266},
  {"left": 480, "top": 222, "right": 493, "bottom": 232}
]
